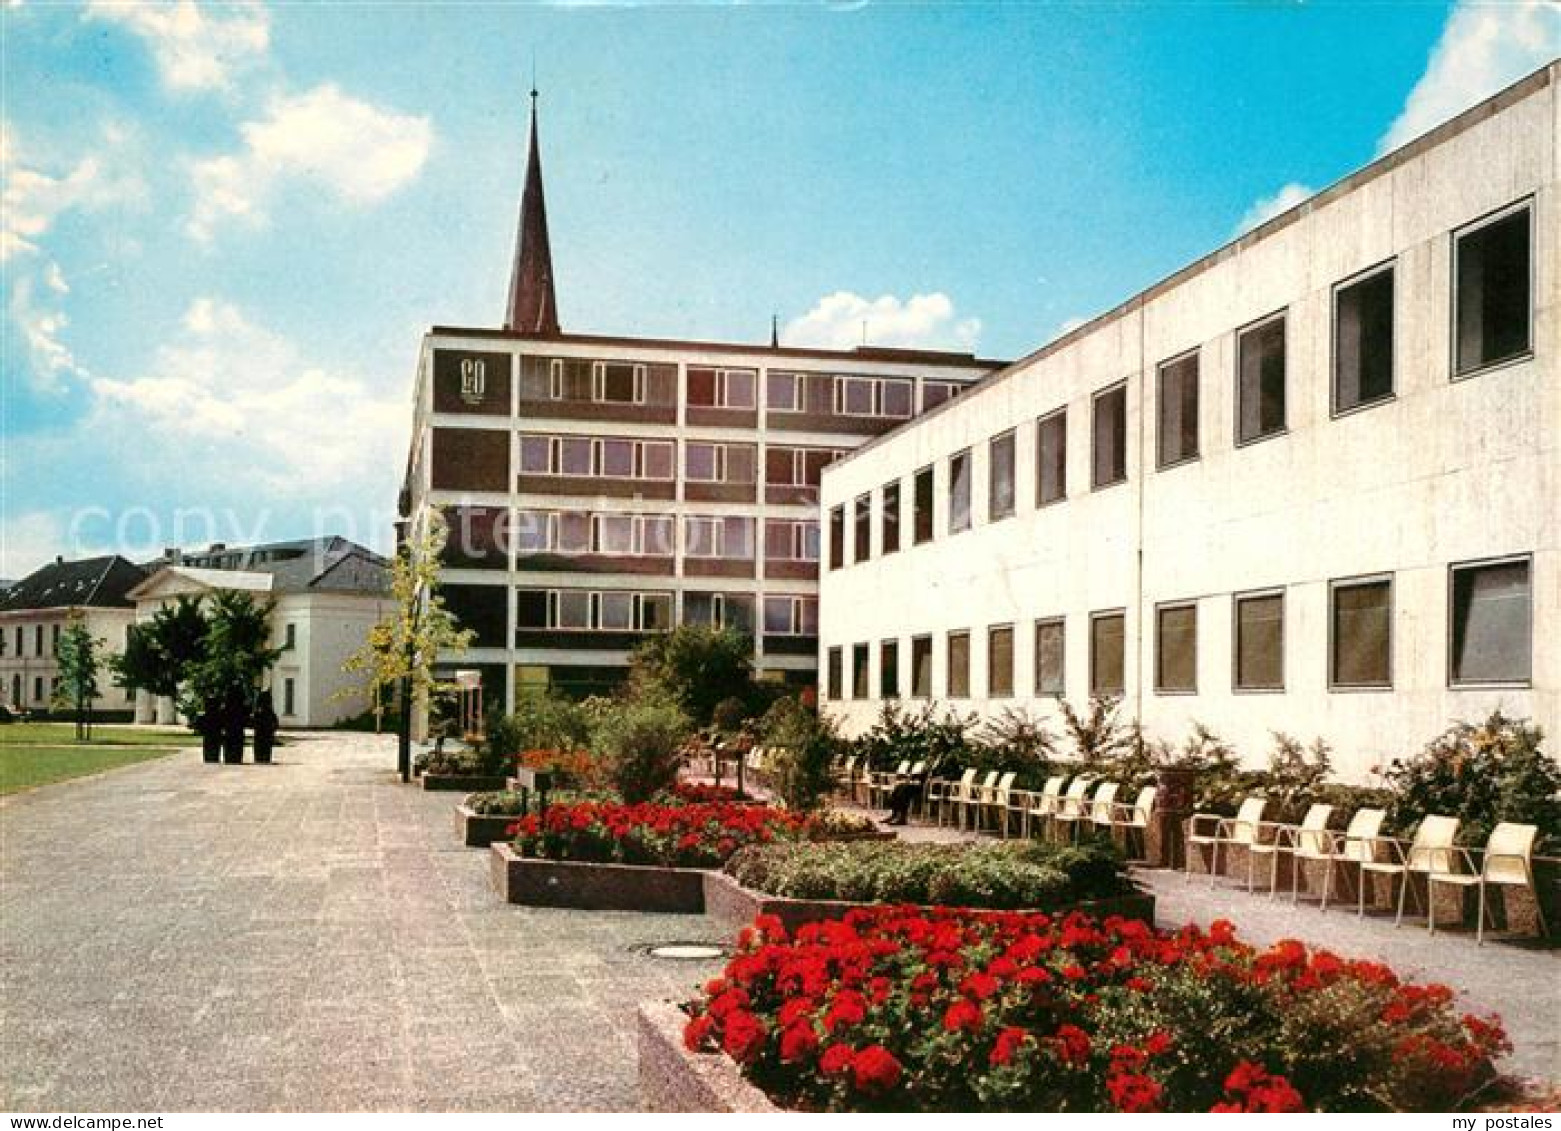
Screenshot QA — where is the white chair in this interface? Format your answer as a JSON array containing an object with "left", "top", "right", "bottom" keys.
[
  {"left": 932, "top": 768, "right": 976, "bottom": 827},
  {"left": 1109, "top": 785, "right": 1157, "bottom": 860},
  {"left": 1087, "top": 781, "right": 1122, "bottom": 837},
  {"left": 1055, "top": 779, "right": 1111, "bottom": 843},
  {"left": 1427, "top": 822, "right": 1546, "bottom": 944},
  {"left": 1358, "top": 814, "right": 1460, "bottom": 926},
  {"left": 983, "top": 771, "right": 1017, "bottom": 835},
  {"left": 1047, "top": 777, "right": 1094, "bottom": 842},
  {"left": 833, "top": 755, "right": 857, "bottom": 797},
  {"left": 868, "top": 760, "right": 909, "bottom": 809},
  {"left": 1287, "top": 806, "right": 1386, "bottom": 911},
  {"left": 960, "top": 771, "right": 999, "bottom": 831},
  {"left": 1025, "top": 775, "right": 1067, "bottom": 839},
  {"left": 1185, "top": 797, "right": 1267, "bottom": 888},
  {"left": 1250, "top": 803, "right": 1333, "bottom": 897}
]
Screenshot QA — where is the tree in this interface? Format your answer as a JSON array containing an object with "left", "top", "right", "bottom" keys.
[
  {"left": 342, "top": 514, "right": 475, "bottom": 781},
  {"left": 628, "top": 625, "right": 755, "bottom": 726},
  {"left": 110, "top": 595, "right": 210, "bottom": 707},
  {"left": 51, "top": 614, "right": 103, "bottom": 741},
  {"left": 183, "top": 591, "right": 282, "bottom": 758}
]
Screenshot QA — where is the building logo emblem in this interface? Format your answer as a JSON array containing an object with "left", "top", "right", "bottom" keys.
[{"left": 459, "top": 358, "right": 487, "bottom": 405}]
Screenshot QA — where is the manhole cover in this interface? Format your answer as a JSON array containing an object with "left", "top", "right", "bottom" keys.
[{"left": 643, "top": 941, "right": 727, "bottom": 960}]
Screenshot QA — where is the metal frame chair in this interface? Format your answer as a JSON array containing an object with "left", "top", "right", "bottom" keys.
[
  {"left": 1426, "top": 821, "right": 1546, "bottom": 944},
  {"left": 868, "top": 760, "right": 910, "bottom": 809},
  {"left": 1108, "top": 785, "right": 1157, "bottom": 860},
  {"left": 1024, "top": 775, "right": 1068, "bottom": 839},
  {"left": 982, "top": 771, "right": 1017, "bottom": 834},
  {"left": 959, "top": 770, "right": 999, "bottom": 831},
  {"left": 1249, "top": 803, "right": 1333, "bottom": 896},
  {"left": 1358, "top": 814, "right": 1460, "bottom": 925},
  {"left": 932, "top": 768, "right": 976, "bottom": 827},
  {"left": 1086, "top": 781, "right": 1122, "bottom": 838},
  {"left": 1185, "top": 796, "right": 1267, "bottom": 888},
  {"left": 1054, "top": 779, "right": 1111, "bottom": 843}
]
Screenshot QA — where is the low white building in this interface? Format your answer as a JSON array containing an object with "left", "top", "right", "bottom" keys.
[
  {"left": 127, "top": 537, "right": 392, "bottom": 728},
  {"left": 816, "top": 63, "right": 1558, "bottom": 781}
]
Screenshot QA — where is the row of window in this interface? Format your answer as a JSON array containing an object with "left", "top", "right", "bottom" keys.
[
  {"left": 518, "top": 434, "right": 851, "bottom": 489},
  {"left": 522, "top": 357, "right": 966, "bottom": 417},
  {"left": 824, "top": 556, "right": 1534, "bottom": 700},
  {"left": 830, "top": 201, "right": 1535, "bottom": 568},
  {"left": 516, "top": 588, "right": 819, "bottom": 636},
  {"left": 515, "top": 511, "right": 819, "bottom": 562},
  {"left": 0, "top": 623, "right": 62, "bottom": 659}
]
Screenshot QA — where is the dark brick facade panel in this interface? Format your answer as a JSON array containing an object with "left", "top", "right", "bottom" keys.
[
  {"left": 431, "top": 428, "right": 511, "bottom": 492},
  {"left": 685, "top": 482, "right": 758, "bottom": 504},
  {"left": 686, "top": 407, "right": 758, "bottom": 429},
  {"left": 514, "top": 553, "right": 674, "bottom": 575},
  {"left": 766, "top": 411, "right": 886, "bottom": 436},
  {"left": 515, "top": 475, "right": 676, "bottom": 501},
  {"left": 684, "top": 559, "right": 756, "bottom": 579},
  {"left": 440, "top": 584, "right": 508, "bottom": 647},
  {"left": 515, "top": 399, "right": 677, "bottom": 426},
  {"left": 441, "top": 506, "right": 511, "bottom": 570},
  {"left": 764, "top": 635, "right": 818, "bottom": 656},
  {"left": 515, "top": 630, "right": 645, "bottom": 651},
  {"left": 765, "top": 485, "right": 820, "bottom": 505},
  {"left": 764, "top": 560, "right": 818, "bottom": 582},
  {"left": 432, "top": 349, "right": 512, "bottom": 415}
]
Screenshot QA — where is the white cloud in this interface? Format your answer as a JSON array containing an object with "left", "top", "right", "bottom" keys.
[
  {"left": 87, "top": 298, "right": 407, "bottom": 502},
  {"left": 1379, "top": 0, "right": 1561, "bottom": 154},
  {"left": 782, "top": 291, "right": 981, "bottom": 352},
  {"left": 9, "top": 273, "right": 86, "bottom": 389},
  {"left": 85, "top": 0, "right": 270, "bottom": 92},
  {"left": 1232, "top": 181, "right": 1316, "bottom": 237},
  {"left": 188, "top": 83, "right": 433, "bottom": 239},
  {"left": 0, "top": 125, "right": 142, "bottom": 262}
]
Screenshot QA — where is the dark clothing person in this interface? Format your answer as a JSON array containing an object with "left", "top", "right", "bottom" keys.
[{"left": 883, "top": 774, "right": 927, "bottom": 826}]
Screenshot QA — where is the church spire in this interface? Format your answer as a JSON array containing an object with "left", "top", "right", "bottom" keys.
[{"left": 504, "top": 88, "right": 560, "bottom": 336}]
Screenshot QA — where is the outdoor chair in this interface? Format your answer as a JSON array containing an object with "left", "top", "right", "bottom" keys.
[
  {"left": 983, "top": 771, "right": 1018, "bottom": 835},
  {"left": 1426, "top": 821, "right": 1546, "bottom": 944},
  {"left": 926, "top": 767, "right": 970, "bottom": 826},
  {"left": 1184, "top": 796, "right": 1267, "bottom": 888},
  {"left": 1054, "top": 779, "right": 1110, "bottom": 843},
  {"left": 1004, "top": 783, "right": 1042, "bottom": 839},
  {"left": 932, "top": 768, "right": 977, "bottom": 826},
  {"left": 833, "top": 755, "right": 858, "bottom": 798},
  {"left": 960, "top": 771, "right": 999, "bottom": 831},
  {"left": 869, "top": 760, "right": 910, "bottom": 809},
  {"left": 1046, "top": 776, "right": 1094, "bottom": 842},
  {"left": 1086, "top": 780, "right": 1122, "bottom": 838},
  {"left": 1024, "top": 775, "right": 1067, "bottom": 839},
  {"left": 1288, "top": 806, "right": 1386, "bottom": 910},
  {"left": 1109, "top": 785, "right": 1157, "bottom": 860},
  {"left": 1249, "top": 803, "right": 1333, "bottom": 896},
  {"left": 1357, "top": 814, "right": 1460, "bottom": 926}
]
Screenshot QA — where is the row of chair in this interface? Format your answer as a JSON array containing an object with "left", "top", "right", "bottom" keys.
[{"left": 1185, "top": 796, "right": 1548, "bottom": 943}]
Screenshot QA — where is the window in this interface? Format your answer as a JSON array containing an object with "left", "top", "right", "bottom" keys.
[
  {"left": 520, "top": 435, "right": 551, "bottom": 473},
  {"left": 34, "top": 676, "right": 44, "bottom": 704},
  {"left": 762, "top": 595, "right": 817, "bottom": 636},
  {"left": 51, "top": 624, "right": 60, "bottom": 654},
  {"left": 684, "top": 443, "right": 756, "bottom": 484},
  {"left": 1237, "top": 314, "right": 1287, "bottom": 444},
  {"left": 557, "top": 512, "right": 591, "bottom": 553},
  {"left": 600, "top": 362, "right": 639, "bottom": 403},
  {"left": 988, "top": 625, "right": 1014, "bottom": 698},
  {"left": 1334, "top": 264, "right": 1395, "bottom": 413},
  {"left": 639, "top": 593, "right": 674, "bottom": 631},
  {"left": 948, "top": 450, "right": 972, "bottom": 533},
  {"left": 684, "top": 443, "right": 718, "bottom": 481},
  {"left": 688, "top": 367, "right": 756, "bottom": 409},
  {"left": 1035, "top": 618, "right": 1065, "bottom": 696},
  {"left": 1234, "top": 592, "right": 1284, "bottom": 691},
  {"left": 988, "top": 430, "right": 1016, "bottom": 521},
  {"left": 839, "top": 377, "right": 875, "bottom": 416},
  {"left": 600, "top": 439, "right": 635, "bottom": 478},
  {"left": 1092, "top": 383, "right": 1127, "bottom": 488},
  {"left": 34, "top": 625, "right": 43, "bottom": 656},
  {"left": 516, "top": 589, "right": 549, "bottom": 629},
  {"left": 911, "top": 635, "right": 933, "bottom": 698},
  {"left": 556, "top": 590, "right": 592, "bottom": 629},
  {"left": 594, "top": 515, "right": 636, "bottom": 555},
  {"left": 853, "top": 494, "right": 871, "bottom": 563},
  {"left": 880, "top": 379, "right": 913, "bottom": 418},
  {"left": 519, "top": 435, "right": 673, "bottom": 481},
  {"left": 599, "top": 592, "right": 634, "bottom": 630},
  {"left": 922, "top": 381, "right": 960, "bottom": 411},
  {"left": 642, "top": 443, "right": 674, "bottom": 480},
  {"left": 764, "top": 519, "right": 819, "bottom": 561},
  {"left": 283, "top": 678, "right": 295, "bottom": 717},
  {"left": 826, "top": 647, "right": 844, "bottom": 700},
  {"left": 0, "top": 630, "right": 6, "bottom": 657},
  {"left": 1330, "top": 577, "right": 1392, "bottom": 688},
  {"left": 767, "top": 371, "right": 800, "bottom": 411},
  {"left": 1455, "top": 203, "right": 1532, "bottom": 375},
  {"left": 852, "top": 644, "right": 870, "bottom": 700},
  {"left": 1089, "top": 611, "right": 1125, "bottom": 696},
  {"left": 947, "top": 631, "right": 970, "bottom": 698},
  {"left": 913, "top": 466, "right": 934, "bottom": 544},
  {"left": 1156, "top": 351, "right": 1199, "bottom": 468},
  {"left": 879, "top": 640, "right": 899, "bottom": 698},
  {"left": 1450, "top": 557, "right": 1531, "bottom": 685},
  {"left": 881, "top": 481, "right": 901, "bottom": 555},
  {"left": 283, "top": 624, "right": 296, "bottom": 651},
  {"left": 1155, "top": 603, "right": 1197, "bottom": 693},
  {"left": 1037, "top": 409, "right": 1066, "bottom": 506},
  {"left": 828, "top": 506, "right": 845, "bottom": 570}
]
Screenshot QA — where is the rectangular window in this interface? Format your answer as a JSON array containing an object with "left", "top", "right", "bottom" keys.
[
  {"left": 879, "top": 640, "right": 899, "bottom": 699},
  {"left": 720, "top": 517, "right": 754, "bottom": 560},
  {"left": 988, "top": 625, "right": 1014, "bottom": 698},
  {"left": 1455, "top": 203, "right": 1532, "bottom": 375},
  {"left": 767, "top": 371, "right": 800, "bottom": 411},
  {"left": 1035, "top": 618, "right": 1065, "bottom": 697},
  {"left": 762, "top": 596, "right": 790, "bottom": 635},
  {"left": 600, "top": 439, "right": 635, "bottom": 478},
  {"left": 556, "top": 590, "right": 592, "bottom": 629},
  {"left": 687, "top": 367, "right": 756, "bottom": 409},
  {"left": 1092, "top": 383, "right": 1127, "bottom": 488},
  {"left": 519, "top": 435, "right": 551, "bottom": 474},
  {"left": 641, "top": 442, "right": 674, "bottom": 480},
  {"left": 839, "top": 377, "right": 875, "bottom": 416},
  {"left": 852, "top": 643, "right": 870, "bottom": 700},
  {"left": 34, "top": 676, "right": 44, "bottom": 703},
  {"left": 1334, "top": 264, "right": 1395, "bottom": 413},
  {"left": 516, "top": 589, "right": 549, "bottom": 629},
  {"left": 922, "top": 381, "right": 960, "bottom": 411},
  {"left": 1234, "top": 592, "right": 1284, "bottom": 691},
  {"left": 880, "top": 379, "right": 913, "bottom": 418},
  {"left": 593, "top": 515, "right": 636, "bottom": 555},
  {"left": 599, "top": 591, "right": 635, "bottom": 630},
  {"left": 913, "top": 466, "right": 934, "bottom": 544},
  {"left": 1237, "top": 313, "right": 1287, "bottom": 444},
  {"left": 911, "top": 635, "right": 932, "bottom": 698},
  {"left": 853, "top": 493, "right": 871, "bottom": 563},
  {"left": 686, "top": 592, "right": 720, "bottom": 627},
  {"left": 1156, "top": 351, "right": 1199, "bottom": 468},
  {"left": 763, "top": 519, "right": 819, "bottom": 562},
  {"left": 1450, "top": 557, "right": 1531, "bottom": 685},
  {"left": 880, "top": 481, "right": 901, "bottom": 555},
  {"left": 1037, "top": 408, "right": 1066, "bottom": 506},
  {"left": 1090, "top": 611, "right": 1125, "bottom": 696},
  {"left": 684, "top": 516, "right": 721, "bottom": 559},
  {"left": 600, "top": 362, "right": 640, "bottom": 403},
  {"left": 765, "top": 446, "right": 798, "bottom": 486},
  {"left": 948, "top": 449, "right": 972, "bottom": 533},
  {"left": 34, "top": 625, "right": 43, "bottom": 655},
  {"left": 283, "top": 623, "right": 296, "bottom": 650},
  {"left": 947, "top": 631, "right": 970, "bottom": 698},
  {"left": 1155, "top": 603, "right": 1197, "bottom": 693},
  {"left": 555, "top": 513, "right": 591, "bottom": 554},
  {"left": 639, "top": 593, "right": 674, "bottom": 632},
  {"left": 1331, "top": 577, "right": 1393, "bottom": 688},
  {"left": 988, "top": 430, "right": 1016, "bottom": 521},
  {"left": 828, "top": 505, "right": 845, "bottom": 570},
  {"left": 283, "top": 678, "right": 295, "bottom": 717},
  {"left": 826, "top": 647, "right": 844, "bottom": 700},
  {"left": 684, "top": 443, "right": 718, "bottom": 482}
]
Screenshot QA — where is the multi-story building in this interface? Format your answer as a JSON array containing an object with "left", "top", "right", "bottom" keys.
[
  {"left": 0, "top": 555, "right": 147, "bottom": 720},
  {"left": 401, "top": 95, "right": 1002, "bottom": 710},
  {"left": 818, "top": 63, "right": 1558, "bottom": 781}
]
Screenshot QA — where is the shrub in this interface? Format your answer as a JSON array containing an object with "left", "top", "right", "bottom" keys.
[
  {"left": 724, "top": 839, "right": 1132, "bottom": 910},
  {"left": 684, "top": 909, "right": 1507, "bottom": 1112},
  {"left": 760, "top": 697, "right": 842, "bottom": 812},
  {"left": 466, "top": 790, "right": 529, "bottom": 816},
  {"left": 1060, "top": 696, "right": 1137, "bottom": 766},
  {"left": 629, "top": 625, "right": 756, "bottom": 726},
  {"left": 415, "top": 747, "right": 503, "bottom": 777},
  {"left": 712, "top": 696, "right": 749, "bottom": 738},
  {"left": 852, "top": 701, "right": 980, "bottom": 777},
  {"left": 1384, "top": 711, "right": 1561, "bottom": 851},
  {"left": 593, "top": 698, "right": 691, "bottom": 804}
]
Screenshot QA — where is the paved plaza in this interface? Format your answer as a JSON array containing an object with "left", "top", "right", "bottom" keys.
[{"left": 2, "top": 733, "right": 1556, "bottom": 1111}]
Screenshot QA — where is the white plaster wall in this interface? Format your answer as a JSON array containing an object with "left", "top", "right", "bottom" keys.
[{"left": 273, "top": 593, "right": 392, "bottom": 727}]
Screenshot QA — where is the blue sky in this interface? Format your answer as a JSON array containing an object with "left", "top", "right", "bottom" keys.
[{"left": 3, "top": 0, "right": 1558, "bottom": 576}]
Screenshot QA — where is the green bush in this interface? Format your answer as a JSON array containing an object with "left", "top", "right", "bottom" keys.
[
  {"left": 759, "top": 696, "right": 841, "bottom": 812},
  {"left": 628, "top": 625, "right": 755, "bottom": 726},
  {"left": 852, "top": 701, "right": 981, "bottom": 778},
  {"left": 723, "top": 838, "right": 1132, "bottom": 910},
  {"left": 593, "top": 697, "right": 691, "bottom": 803}
]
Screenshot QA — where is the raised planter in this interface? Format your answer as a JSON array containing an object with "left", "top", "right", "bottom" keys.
[
  {"left": 421, "top": 773, "right": 509, "bottom": 793},
  {"left": 637, "top": 1000, "right": 781, "bottom": 1113},
  {"left": 455, "top": 804, "right": 521, "bottom": 848},
  {"left": 490, "top": 844, "right": 706, "bottom": 913}
]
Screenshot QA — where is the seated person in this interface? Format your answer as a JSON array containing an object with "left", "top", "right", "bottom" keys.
[{"left": 882, "top": 769, "right": 928, "bottom": 826}]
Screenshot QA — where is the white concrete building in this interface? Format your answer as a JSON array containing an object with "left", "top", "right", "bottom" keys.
[
  {"left": 817, "top": 63, "right": 1559, "bottom": 781},
  {"left": 127, "top": 538, "right": 392, "bottom": 728}
]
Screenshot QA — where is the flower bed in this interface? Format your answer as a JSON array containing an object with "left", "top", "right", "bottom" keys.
[
  {"left": 724, "top": 840, "right": 1133, "bottom": 912},
  {"left": 683, "top": 908, "right": 1507, "bottom": 1112},
  {"left": 509, "top": 799, "right": 815, "bottom": 869}
]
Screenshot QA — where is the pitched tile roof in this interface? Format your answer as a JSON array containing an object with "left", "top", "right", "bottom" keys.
[{"left": 0, "top": 556, "right": 148, "bottom": 613}]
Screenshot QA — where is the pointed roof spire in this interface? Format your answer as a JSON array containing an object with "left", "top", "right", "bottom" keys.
[{"left": 504, "top": 87, "right": 560, "bottom": 336}]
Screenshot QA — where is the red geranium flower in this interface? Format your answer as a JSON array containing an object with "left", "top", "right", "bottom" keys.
[
  {"left": 989, "top": 1026, "right": 1030, "bottom": 1067},
  {"left": 721, "top": 1009, "right": 768, "bottom": 1064},
  {"left": 819, "top": 1043, "right": 854, "bottom": 1076},
  {"left": 780, "top": 1021, "right": 819, "bottom": 1063},
  {"left": 943, "top": 998, "right": 984, "bottom": 1034},
  {"left": 851, "top": 1045, "right": 903, "bottom": 1094}
]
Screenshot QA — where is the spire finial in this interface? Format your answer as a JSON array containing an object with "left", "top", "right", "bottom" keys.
[{"left": 504, "top": 81, "right": 560, "bottom": 336}]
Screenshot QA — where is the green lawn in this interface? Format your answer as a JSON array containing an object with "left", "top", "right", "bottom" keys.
[
  {"left": 0, "top": 743, "right": 181, "bottom": 794},
  {"left": 0, "top": 722, "right": 201, "bottom": 747}
]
